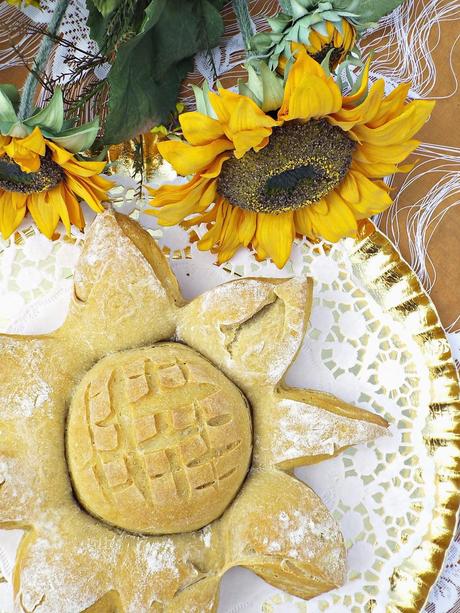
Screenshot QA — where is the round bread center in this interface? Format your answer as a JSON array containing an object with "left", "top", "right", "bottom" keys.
[{"left": 66, "top": 343, "right": 252, "bottom": 535}]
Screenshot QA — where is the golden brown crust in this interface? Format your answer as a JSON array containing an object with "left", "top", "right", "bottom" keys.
[
  {"left": 67, "top": 343, "right": 252, "bottom": 534},
  {"left": 176, "top": 276, "right": 313, "bottom": 394},
  {"left": 252, "top": 386, "right": 389, "bottom": 470}
]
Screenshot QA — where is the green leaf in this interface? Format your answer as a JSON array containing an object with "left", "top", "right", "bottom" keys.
[
  {"left": 44, "top": 118, "right": 100, "bottom": 153},
  {"left": 0, "top": 85, "right": 20, "bottom": 112},
  {"left": 140, "top": 0, "right": 168, "bottom": 33},
  {"left": 192, "top": 82, "right": 215, "bottom": 117},
  {"left": 24, "top": 88, "right": 64, "bottom": 133},
  {"left": 91, "top": 0, "right": 122, "bottom": 17},
  {"left": 332, "top": 0, "right": 404, "bottom": 25},
  {"left": 102, "top": 0, "right": 225, "bottom": 144},
  {"left": 86, "top": 0, "right": 110, "bottom": 48},
  {"left": 0, "top": 88, "right": 18, "bottom": 124}
]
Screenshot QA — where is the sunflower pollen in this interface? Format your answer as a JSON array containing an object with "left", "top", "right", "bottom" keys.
[
  {"left": 217, "top": 120, "right": 355, "bottom": 214},
  {"left": 0, "top": 155, "right": 64, "bottom": 194}
]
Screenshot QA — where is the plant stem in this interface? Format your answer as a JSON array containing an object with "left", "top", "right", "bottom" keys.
[
  {"left": 18, "top": 0, "right": 70, "bottom": 120},
  {"left": 232, "top": 0, "right": 255, "bottom": 56}
]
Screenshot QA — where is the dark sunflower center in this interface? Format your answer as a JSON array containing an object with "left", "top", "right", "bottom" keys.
[
  {"left": 310, "top": 42, "right": 344, "bottom": 69},
  {"left": 0, "top": 155, "right": 64, "bottom": 194},
  {"left": 217, "top": 119, "right": 355, "bottom": 214}
]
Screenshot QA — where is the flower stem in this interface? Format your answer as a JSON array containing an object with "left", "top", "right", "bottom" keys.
[
  {"left": 232, "top": 0, "right": 255, "bottom": 56},
  {"left": 18, "top": 0, "right": 70, "bottom": 120}
]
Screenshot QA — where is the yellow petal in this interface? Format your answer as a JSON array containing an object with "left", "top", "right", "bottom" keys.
[
  {"left": 151, "top": 176, "right": 216, "bottom": 226},
  {"left": 337, "top": 171, "right": 360, "bottom": 204},
  {"left": 4, "top": 127, "right": 46, "bottom": 173},
  {"left": 338, "top": 170, "right": 392, "bottom": 217},
  {"left": 0, "top": 135, "right": 11, "bottom": 152},
  {"left": 294, "top": 207, "right": 314, "bottom": 237},
  {"left": 198, "top": 199, "right": 227, "bottom": 250},
  {"left": 278, "top": 50, "right": 341, "bottom": 122},
  {"left": 237, "top": 208, "right": 257, "bottom": 246},
  {"left": 46, "top": 140, "right": 74, "bottom": 165},
  {"left": 21, "top": 127, "right": 46, "bottom": 154},
  {"left": 354, "top": 140, "right": 420, "bottom": 165},
  {"left": 231, "top": 127, "right": 274, "bottom": 159},
  {"left": 216, "top": 204, "right": 242, "bottom": 262},
  {"left": 64, "top": 174, "right": 105, "bottom": 213},
  {"left": 0, "top": 191, "right": 26, "bottom": 239},
  {"left": 27, "top": 190, "right": 60, "bottom": 239},
  {"left": 255, "top": 211, "right": 295, "bottom": 268},
  {"left": 311, "top": 190, "right": 357, "bottom": 241},
  {"left": 208, "top": 89, "right": 241, "bottom": 125},
  {"left": 62, "top": 183, "right": 85, "bottom": 229},
  {"left": 310, "top": 198, "right": 328, "bottom": 215},
  {"left": 307, "top": 30, "right": 324, "bottom": 53},
  {"left": 225, "top": 94, "right": 278, "bottom": 158},
  {"left": 351, "top": 159, "right": 401, "bottom": 179},
  {"left": 367, "top": 82, "right": 411, "bottom": 128},
  {"left": 353, "top": 99, "right": 435, "bottom": 145},
  {"left": 158, "top": 138, "right": 233, "bottom": 176},
  {"left": 329, "top": 80, "right": 385, "bottom": 131},
  {"left": 201, "top": 153, "right": 231, "bottom": 178},
  {"left": 342, "top": 58, "right": 371, "bottom": 107},
  {"left": 179, "top": 111, "right": 225, "bottom": 145}
]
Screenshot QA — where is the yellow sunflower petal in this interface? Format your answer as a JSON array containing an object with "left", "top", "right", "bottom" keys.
[
  {"left": 16, "top": 127, "right": 46, "bottom": 155},
  {"left": 64, "top": 174, "right": 105, "bottom": 214},
  {"left": 62, "top": 183, "right": 85, "bottom": 229},
  {"left": 151, "top": 177, "right": 217, "bottom": 226},
  {"left": 255, "top": 211, "right": 295, "bottom": 268},
  {"left": 0, "top": 135, "right": 11, "bottom": 154},
  {"left": 351, "top": 159, "right": 402, "bottom": 179},
  {"left": 328, "top": 80, "right": 385, "bottom": 132},
  {"left": 231, "top": 127, "right": 274, "bottom": 159},
  {"left": 4, "top": 127, "right": 45, "bottom": 173},
  {"left": 55, "top": 184, "right": 71, "bottom": 235},
  {"left": 147, "top": 174, "right": 207, "bottom": 205},
  {"left": 0, "top": 191, "right": 26, "bottom": 239},
  {"left": 342, "top": 58, "right": 371, "bottom": 107},
  {"left": 278, "top": 50, "right": 342, "bottom": 122},
  {"left": 46, "top": 140, "right": 74, "bottom": 165},
  {"left": 198, "top": 199, "right": 227, "bottom": 250},
  {"left": 237, "top": 208, "right": 257, "bottom": 246},
  {"left": 60, "top": 157, "right": 107, "bottom": 178},
  {"left": 208, "top": 88, "right": 241, "bottom": 125},
  {"left": 307, "top": 30, "right": 324, "bottom": 53},
  {"left": 311, "top": 191, "right": 357, "bottom": 242},
  {"left": 332, "top": 22, "right": 343, "bottom": 46},
  {"left": 353, "top": 99, "right": 435, "bottom": 145},
  {"left": 179, "top": 111, "right": 225, "bottom": 145},
  {"left": 338, "top": 170, "right": 392, "bottom": 217},
  {"left": 354, "top": 140, "right": 420, "bottom": 165},
  {"left": 201, "top": 153, "right": 231, "bottom": 178},
  {"left": 157, "top": 138, "right": 233, "bottom": 176},
  {"left": 310, "top": 198, "right": 328, "bottom": 215},
  {"left": 225, "top": 95, "right": 278, "bottom": 158},
  {"left": 367, "top": 82, "right": 411, "bottom": 128},
  {"left": 216, "top": 204, "right": 242, "bottom": 263},
  {"left": 27, "top": 190, "right": 61, "bottom": 239},
  {"left": 294, "top": 207, "right": 314, "bottom": 237}
]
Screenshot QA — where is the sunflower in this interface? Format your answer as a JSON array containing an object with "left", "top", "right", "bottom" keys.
[
  {"left": 0, "top": 126, "right": 112, "bottom": 239},
  {"left": 147, "top": 50, "right": 434, "bottom": 268},
  {"left": 278, "top": 20, "right": 356, "bottom": 73},
  {"left": 251, "top": 2, "right": 357, "bottom": 72}
]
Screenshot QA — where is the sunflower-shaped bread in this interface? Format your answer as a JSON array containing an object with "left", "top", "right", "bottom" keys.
[{"left": 0, "top": 210, "right": 388, "bottom": 611}]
